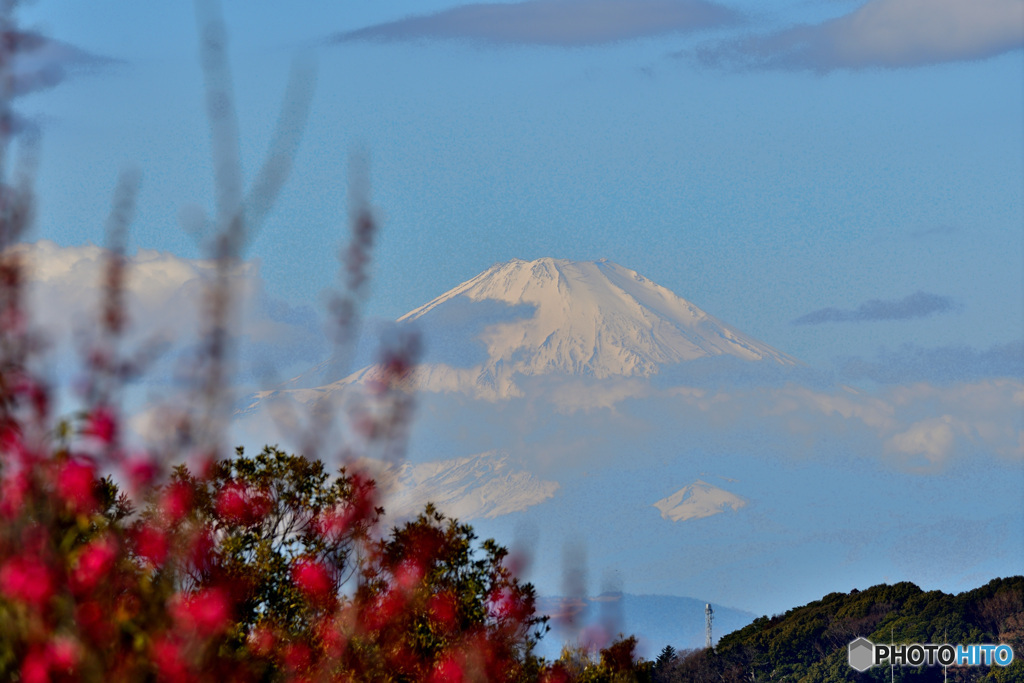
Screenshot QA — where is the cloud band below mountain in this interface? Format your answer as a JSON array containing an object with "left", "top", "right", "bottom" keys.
[
  {"left": 334, "top": 0, "right": 740, "bottom": 47},
  {"left": 792, "top": 291, "right": 953, "bottom": 325}
]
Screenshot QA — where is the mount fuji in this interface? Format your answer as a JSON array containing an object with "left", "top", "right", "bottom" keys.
[{"left": 253, "top": 257, "right": 797, "bottom": 406}]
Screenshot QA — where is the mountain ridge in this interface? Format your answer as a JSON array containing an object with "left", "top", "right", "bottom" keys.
[{"left": 662, "top": 576, "right": 1024, "bottom": 681}]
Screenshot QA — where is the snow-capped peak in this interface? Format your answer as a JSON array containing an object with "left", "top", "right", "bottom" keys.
[
  {"left": 403, "top": 258, "right": 795, "bottom": 383},
  {"left": 653, "top": 480, "right": 748, "bottom": 522},
  {"left": 365, "top": 450, "right": 559, "bottom": 520},
  {"left": 247, "top": 257, "right": 797, "bottom": 404}
]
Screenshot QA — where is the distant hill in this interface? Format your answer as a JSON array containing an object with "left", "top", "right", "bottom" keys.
[
  {"left": 534, "top": 593, "right": 756, "bottom": 660},
  {"left": 654, "top": 576, "right": 1024, "bottom": 682}
]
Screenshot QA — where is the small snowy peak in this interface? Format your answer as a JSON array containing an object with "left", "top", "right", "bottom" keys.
[
  {"left": 653, "top": 480, "right": 747, "bottom": 522},
  {"left": 372, "top": 451, "right": 560, "bottom": 520}
]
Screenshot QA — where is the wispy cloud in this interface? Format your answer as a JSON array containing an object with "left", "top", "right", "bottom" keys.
[
  {"left": 239, "top": 354, "right": 1024, "bottom": 475},
  {"left": 792, "top": 291, "right": 954, "bottom": 325},
  {"left": 839, "top": 341, "right": 1024, "bottom": 384},
  {"left": 698, "top": 0, "right": 1024, "bottom": 71},
  {"left": 333, "top": 0, "right": 740, "bottom": 47},
  {"left": 652, "top": 379, "right": 1023, "bottom": 468}
]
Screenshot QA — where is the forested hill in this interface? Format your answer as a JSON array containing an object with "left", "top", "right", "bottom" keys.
[{"left": 657, "top": 577, "right": 1023, "bottom": 682}]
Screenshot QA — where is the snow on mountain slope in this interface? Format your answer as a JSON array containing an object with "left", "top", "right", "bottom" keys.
[
  {"left": 404, "top": 258, "right": 795, "bottom": 379},
  {"left": 246, "top": 257, "right": 797, "bottom": 405},
  {"left": 653, "top": 480, "right": 748, "bottom": 522},
  {"left": 372, "top": 450, "right": 560, "bottom": 520}
]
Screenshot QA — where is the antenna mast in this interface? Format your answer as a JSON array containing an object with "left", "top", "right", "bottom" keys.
[{"left": 705, "top": 603, "right": 714, "bottom": 649}]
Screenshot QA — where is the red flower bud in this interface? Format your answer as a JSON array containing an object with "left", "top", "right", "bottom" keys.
[
  {"left": 429, "top": 654, "right": 465, "bottom": 683},
  {"left": 56, "top": 458, "right": 97, "bottom": 512},
  {"left": 170, "top": 587, "right": 231, "bottom": 637},
  {"left": 293, "top": 559, "right": 333, "bottom": 604},
  {"left": 392, "top": 558, "right": 424, "bottom": 592},
  {"left": 48, "top": 636, "right": 80, "bottom": 673},
  {"left": 133, "top": 524, "right": 168, "bottom": 565},
  {"left": 160, "top": 482, "right": 193, "bottom": 524},
  {"left": 20, "top": 646, "right": 50, "bottom": 683},
  {"left": 125, "top": 455, "right": 159, "bottom": 493},
  {"left": 73, "top": 536, "right": 118, "bottom": 593},
  {"left": 0, "top": 556, "right": 54, "bottom": 607},
  {"left": 215, "top": 482, "right": 269, "bottom": 525},
  {"left": 0, "top": 472, "right": 29, "bottom": 519},
  {"left": 151, "top": 636, "right": 190, "bottom": 681},
  {"left": 85, "top": 406, "right": 117, "bottom": 444},
  {"left": 363, "top": 590, "right": 404, "bottom": 632},
  {"left": 216, "top": 482, "right": 249, "bottom": 523}
]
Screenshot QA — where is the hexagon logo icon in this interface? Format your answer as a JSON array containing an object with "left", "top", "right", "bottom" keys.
[{"left": 848, "top": 637, "right": 875, "bottom": 671}]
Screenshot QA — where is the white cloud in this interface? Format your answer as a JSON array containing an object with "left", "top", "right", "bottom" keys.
[
  {"left": 7, "top": 240, "right": 326, "bottom": 384},
  {"left": 885, "top": 414, "right": 960, "bottom": 464},
  {"left": 767, "top": 385, "right": 898, "bottom": 432},
  {"left": 622, "top": 378, "right": 1022, "bottom": 469},
  {"left": 247, "top": 354, "right": 1023, "bottom": 473},
  {"left": 699, "top": 0, "right": 1024, "bottom": 70}
]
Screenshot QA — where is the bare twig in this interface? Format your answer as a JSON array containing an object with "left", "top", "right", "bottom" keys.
[{"left": 186, "top": 0, "right": 316, "bottom": 463}]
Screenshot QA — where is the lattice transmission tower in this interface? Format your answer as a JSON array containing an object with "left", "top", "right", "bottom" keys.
[{"left": 705, "top": 603, "right": 714, "bottom": 650}]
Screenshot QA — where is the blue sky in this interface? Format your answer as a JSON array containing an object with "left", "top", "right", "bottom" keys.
[
  {"left": 20, "top": 0, "right": 1024, "bottom": 367},
  {"left": 10, "top": 0, "right": 1024, "bottom": 622}
]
